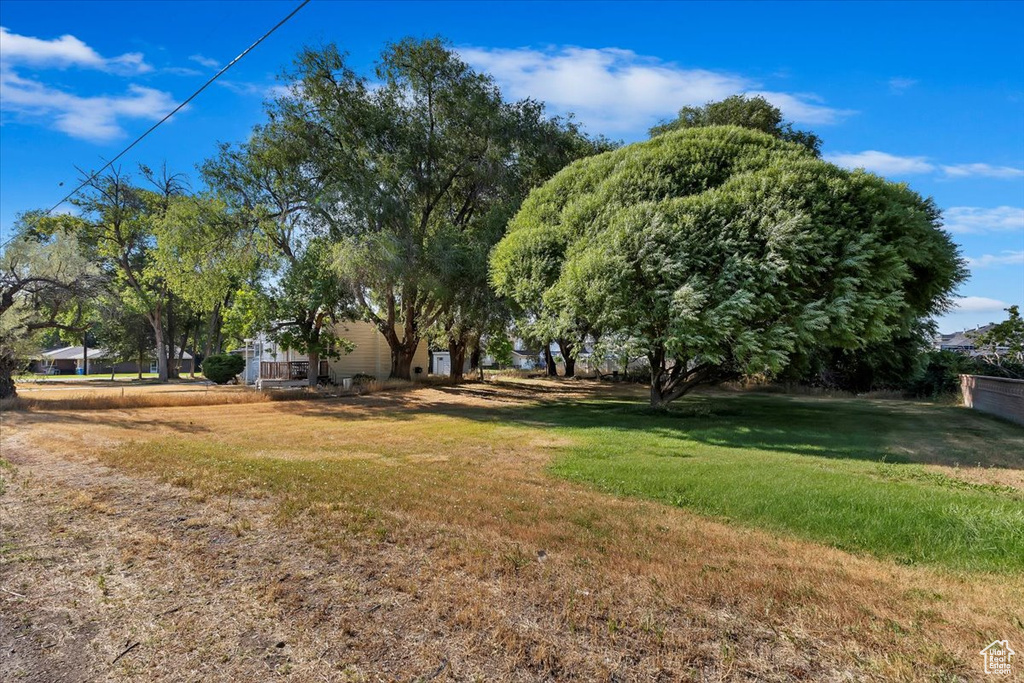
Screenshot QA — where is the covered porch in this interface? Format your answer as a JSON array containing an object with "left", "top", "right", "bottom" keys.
[{"left": 259, "top": 359, "right": 330, "bottom": 382}]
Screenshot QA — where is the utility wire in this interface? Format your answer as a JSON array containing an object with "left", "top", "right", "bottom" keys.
[{"left": 1, "top": 0, "right": 311, "bottom": 250}]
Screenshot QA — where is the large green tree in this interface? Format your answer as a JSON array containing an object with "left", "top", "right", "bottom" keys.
[
  {"left": 60, "top": 167, "right": 186, "bottom": 381},
  {"left": 92, "top": 292, "right": 155, "bottom": 379},
  {"left": 222, "top": 237, "right": 355, "bottom": 385},
  {"left": 259, "top": 37, "right": 607, "bottom": 380},
  {"left": 491, "top": 126, "right": 966, "bottom": 406},
  {"left": 204, "top": 122, "right": 355, "bottom": 386},
  {"left": 0, "top": 220, "right": 100, "bottom": 398}
]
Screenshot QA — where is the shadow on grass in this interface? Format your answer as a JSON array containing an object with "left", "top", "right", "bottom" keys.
[{"left": 278, "top": 383, "right": 1024, "bottom": 471}]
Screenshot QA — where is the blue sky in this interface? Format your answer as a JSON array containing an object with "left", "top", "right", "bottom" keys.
[{"left": 1, "top": 0, "right": 1021, "bottom": 332}]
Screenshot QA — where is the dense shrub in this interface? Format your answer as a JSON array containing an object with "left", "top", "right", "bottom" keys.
[
  {"left": 202, "top": 354, "right": 246, "bottom": 384},
  {"left": 905, "top": 351, "right": 965, "bottom": 398},
  {"left": 900, "top": 351, "right": 1021, "bottom": 398},
  {"left": 351, "top": 373, "right": 376, "bottom": 385}
]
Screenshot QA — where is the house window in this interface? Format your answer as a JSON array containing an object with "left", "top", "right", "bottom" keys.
[{"left": 149, "top": 362, "right": 158, "bottom": 373}]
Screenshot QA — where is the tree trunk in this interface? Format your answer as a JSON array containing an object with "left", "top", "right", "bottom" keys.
[
  {"left": 0, "top": 352, "right": 18, "bottom": 399},
  {"left": 165, "top": 295, "right": 178, "bottom": 380},
  {"left": 151, "top": 314, "right": 169, "bottom": 382},
  {"left": 470, "top": 344, "right": 482, "bottom": 381},
  {"left": 82, "top": 335, "right": 89, "bottom": 376},
  {"left": 558, "top": 338, "right": 576, "bottom": 378},
  {"left": 304, "top": 348, "right": 317, "bottom": 387},
  {"left": 389, "top": 343, "right": 417, "bottom": 380},
  {"left": 649, "top": 380, "right": 668, "bottom": 407},
  {"left": 544, "top": 344, "right": 557, "bottom": 377},
  {"left": 189, "top": 324, "right": 198, "bottom": 379},
  {"left": 448, "top": 338, "right": 467, "bottom": 380},
  {"left": 203, "top": 302, "right": 220, "bottom": 359},
  {"left": 648, "top": 346, "right": 667, "bottom": 408},
  {"left": 177, "top": 329, "right": 188, "bottom": 379}
]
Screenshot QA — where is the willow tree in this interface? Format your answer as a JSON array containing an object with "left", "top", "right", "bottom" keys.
[
  {"left": 0, "top": 221, "right": 100, "bottom": 398},
  {"left": 257, "top": 38, "right": 602, "bottom": 380},
  {"left": 491, "top": 126, "right": 965, "bottom": 406}
]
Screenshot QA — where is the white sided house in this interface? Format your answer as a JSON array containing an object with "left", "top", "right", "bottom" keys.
[{"left": 235, "top": 321, "right": 429, "bottom": 387}]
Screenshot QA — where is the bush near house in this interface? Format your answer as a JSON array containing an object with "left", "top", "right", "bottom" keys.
[{"left": 202, "top": 354, "right": 245, "bottom": 384}]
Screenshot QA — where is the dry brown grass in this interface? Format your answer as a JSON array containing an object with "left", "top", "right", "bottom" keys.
[
  {"left": 2, "top": 377, "right": 429, "bottom": 412},
  {"left": 1, "top": 379, "right": 1021, "bottom": 682}
]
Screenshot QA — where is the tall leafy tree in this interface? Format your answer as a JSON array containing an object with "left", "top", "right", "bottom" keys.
[
  {"left": 428, "top": 102, "right": 611, "bottom": 379},
  {"left": 204, "top": 122, "right": 355, "bottom": 386},
  {"left": 223, "top": 238, "right": 355, "bottom": 385},
  {"left": 153, "top": 193, "right": 257, "bottom": 374},
  {"left": 492, "top": 126, "right": 966, "bottom": 406},
  {"left": 259, "top": 38, "right": 605, "bottom": 379},
  {"left": 0, "top": 218, "right": 100, "bottom": 398},
  {"left": 92, "top": 293, "right": 155, "bottom": 379},
  {"left": 60, "top": 166, "right": 185, "bottom": 381}
]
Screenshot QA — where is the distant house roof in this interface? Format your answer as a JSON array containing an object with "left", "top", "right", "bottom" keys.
[
  {"left": 42, "top": 346, "right": 110, "bottom": 360},
  {"left": 936, "top": 323, "right": 996, "bottom": 350},
  {"left": 938, "top": 332, "right": 977, "bottom": 349},
  {"left": 41, "top": 345, "right": 192, "bottom": 361},
  {"left": 511, "top": 348, "right": 541, "bottom": 358}
]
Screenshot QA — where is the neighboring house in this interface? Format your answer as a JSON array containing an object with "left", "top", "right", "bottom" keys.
[
  {"left": 234, "top": 321, "right": 429, "bottom": 385},
  {"left": 934, "top": 323, "right": 1007, "bottom": 357},
  {"left": 33, "top": 345, "right": 193, "bottom": 375}
]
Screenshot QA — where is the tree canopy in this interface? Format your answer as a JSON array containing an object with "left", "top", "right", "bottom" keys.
[
  {"left": 491, "top": 126, "right": 966, "bottom": 406},
  {"left": 976, "top": 305, "right": 1024, "bottom": 371},
  {"left": 0, "top": 220, "right": 101, "bottom": 397},
  {"left": 249, "top": 37, "right": 606, "bottom": 379},
  {"left": 649, "top": 95, "right": 822, "bottom": 154},
  {"left": 204, "top": 122, "right": 354, "bottom": 386}
]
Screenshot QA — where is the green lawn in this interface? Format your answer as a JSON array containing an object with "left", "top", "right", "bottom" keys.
[
  {"left": 51, "top": 381, "right": 1024, "bottom": 573},
  {"left": 538, "top": 392, "right": 1024, "bottom": 572}
]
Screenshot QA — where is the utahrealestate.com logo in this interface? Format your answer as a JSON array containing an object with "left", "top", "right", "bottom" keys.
[{"left": 980, "top": 640, "right": 1015, "bottom": 676}]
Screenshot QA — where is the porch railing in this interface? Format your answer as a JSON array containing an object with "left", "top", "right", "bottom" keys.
[{"left": 259, "top": 360, "right": 330, "bottom": 381}]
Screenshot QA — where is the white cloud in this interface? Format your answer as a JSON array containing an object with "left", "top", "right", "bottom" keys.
[
  {"left": 216, "top": 80, "right": 288, "bottom": 99},
  {"left": 825, "top": 150, "right": 935, "bottom": 175},
  {"left": 828, "top": 152, "right": 1024, "bottom": 180},
  {"left": 965, "top": 251, "right": 1024, "bottom": 268},
  {"left": 457, "top": 45, "right": 851, "bottom": 134},
  {"left": 941, "top": 163, "right": 1024, "bottom": 179},
  {"left": 0, "top": 26, "right": 150, "bottom": 74},
  {"left": 888, "top": 77, "right": 917, "bottom": 93},
  {"left": 0, "top": 27, "right": 174, "bottom": 142},
  {"left": 943, "top": 206, "right": 1024, "bottom": 234},
  {"left": 749, "top": 90, "right": 850, "bottom": 125},
  {"left": 953, "top": 296, "right": 1012, "bottom": 313},
  {"left": 163, "top": 66, "right": 202, "bottom": 77},
  {"left": 0, "top": 68, "right": 176, "bottom": 141},
  {"left": 189, "top": 54, "right": 219, "bottom": 69}
]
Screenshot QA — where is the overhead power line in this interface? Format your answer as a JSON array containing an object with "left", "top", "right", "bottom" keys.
[{"left": 37, "top": 0, "right": 311, "bottom": 220}]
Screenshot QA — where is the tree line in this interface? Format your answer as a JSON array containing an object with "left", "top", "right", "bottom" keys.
[{"left": 1, "top": 37, "right": 971, "bottom": 405}]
